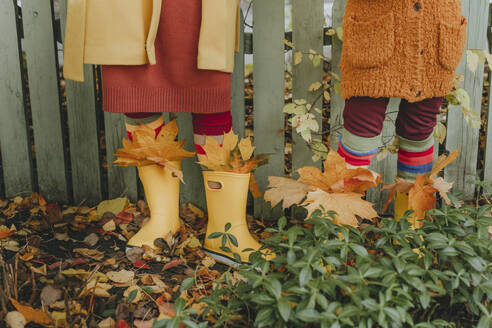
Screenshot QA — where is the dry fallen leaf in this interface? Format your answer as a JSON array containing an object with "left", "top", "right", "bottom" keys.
[
  {"left": 5, "top": 311, "right": 26, "bottom": 328},
  {"left": 114, "top": 120, "right": 195, "bottom": 182},
  {"left": 432, "top": 177, "right": 454, "bottom": 206},
  {"left": 73, "top": 248, "right": 105, "bottom": 261},
  {"left": 10, "top": 298, "right": 51, "bottom": 325},
  {"left": 429, "top": 149, "right": 459, "bottom": 179},
  {"left": 107, "top": 269, "right": 135, "bottom": 284},
  {"left": 408, "top": 175, "right": 438, "bottom": 227},
  {"left": 265, "top": 150, "right": 380, "bottom": 226},
  {"left": 302, "top": 189, "right": 378, "bottom": 226},
  {"left": 381, "top": 178, "right": 415, "bottom": 211},
  {"left": 264, "top": 177, "right": 315, "bottom": 209}
]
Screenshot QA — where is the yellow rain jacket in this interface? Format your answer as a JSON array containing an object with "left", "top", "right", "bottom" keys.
[{"left": 63, "top": 0, "right": 241, "bottom": 82}]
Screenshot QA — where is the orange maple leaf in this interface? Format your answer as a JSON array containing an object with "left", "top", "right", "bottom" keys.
[
  {"left": 113, "top": 120, "right": 195, "bottom": 181},
  {"left": 408, "top": 174, "right": 438, "bottom": 228},
  {"left": 265, "top": 150, "right": 380, "bottom": 226},
  {"left": 10, "top": 298, "right": 52, "bottom": 325},
  {"left": 298, "top": 150, "right": 381, "bottom": 194}
]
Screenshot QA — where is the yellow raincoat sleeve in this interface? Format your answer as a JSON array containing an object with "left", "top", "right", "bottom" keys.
[
  {"left": 62, "top": 0, "right": 87, "bottom": 82},
  {"left": 197, "top": 0, "right": 241, "bottom": 73}
]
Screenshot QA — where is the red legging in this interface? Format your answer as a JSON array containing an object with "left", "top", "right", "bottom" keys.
[{"left": 124, "top": 111, "right": 233, "bottom": 154}]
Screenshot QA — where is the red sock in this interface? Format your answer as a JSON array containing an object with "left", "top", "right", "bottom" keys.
[{"left": 192, "top": 111, "right": 233, "bottom": 154}]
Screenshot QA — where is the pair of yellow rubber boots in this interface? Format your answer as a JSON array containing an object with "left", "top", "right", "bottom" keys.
[{"left": 127, "top": 162, "right": 262, "bottom": 265}]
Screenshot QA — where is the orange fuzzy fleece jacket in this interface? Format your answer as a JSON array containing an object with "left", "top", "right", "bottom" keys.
[{"left": 340, "top": 0, "right": 467, "bottom": 103}]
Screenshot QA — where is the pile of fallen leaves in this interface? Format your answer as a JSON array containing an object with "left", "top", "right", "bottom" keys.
[
  {"left": 0, "top": 193, "right": 266, "bottom": 327},
  {"left": 113, "top": 120, "right": 195, "bottom": 181},
  {"left": 265, "top": 150, "right": 382, "bottom": 226},
  {"left": 197, "top": 131, "right": 270, "bottom": 197},
  {"left": 382, "top": 149, "right": 459, "bottom": 227}
]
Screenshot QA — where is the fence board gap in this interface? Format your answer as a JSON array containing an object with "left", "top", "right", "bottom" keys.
[{"left": 0, "top": 0, "right": 34, "bottom": 198}]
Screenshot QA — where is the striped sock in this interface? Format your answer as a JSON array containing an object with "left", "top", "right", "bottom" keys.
[
  {"left": 192, "top": 111, "right": 233, "bottom": 155},
  {"left": 337, "top": 128, "right": 380, "bottom": 167},
  {"left": 124, "top": 113, "right": 164, "bottom": 141},
  {"left": 397, "top": 135, "right": 434, "bottom": 180}
]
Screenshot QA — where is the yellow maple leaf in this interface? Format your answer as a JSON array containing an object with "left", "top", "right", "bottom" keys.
[
  {"left": 381, "top": 177, "right": 415, "bottom": 211},
  {"left": 264, "top": 176, "right": 316, "bottom": 209},
  {"left": 302, "top": 190, "right": 378, "bottom": 226},
  {"left": 238, "top": 137, "right": 255, "bottom": 161},
  {"left": 198, "top": 131, "right": 268, "bottom": 174},
  {"left": 429, "top": 149, "right": 459, "bottom": 179}
]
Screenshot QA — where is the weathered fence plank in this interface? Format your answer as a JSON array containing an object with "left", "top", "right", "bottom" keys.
[
  {"left": 330, "top": 0, "right": 345, "bottom": 151},
  {"left": 0, "top": 1, "right": 34, "bottom": 198},
  {"left": 483, "top": 10, "right": 492, "bottom": 186},
  {"left": 444, "top": 0, "right": 488, "bottom": 199},
  {"left": 367, "top": 98, "right": 399, "bottom": 213},
  {"left": 59, "top": 0, "right": 102, "bottom": 205},
  {"left": 22, "top": 0, "right": 69, "bottom": 203},
  {"left": 232, "top": 11, "right": 246, "bottom": 140},
  {"left": 291, "top": 0, "right": 324, "bottom": 174},
  {"left": 253, "top": 0, "right": 285, "bottom": 218},
  {"left": 177, "top": 113, "right": 206, "bottom": 209},
  {"left": 104, "top": 112, "right": 138, "bottom": 202}
]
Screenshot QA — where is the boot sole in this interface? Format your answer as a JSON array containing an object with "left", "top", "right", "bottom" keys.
[{"left": 203, "top": 248, "right": 248, "bottom": 268}]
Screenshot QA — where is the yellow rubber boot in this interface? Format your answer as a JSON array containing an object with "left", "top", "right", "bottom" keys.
[
  {"left": 203, "top": 171, "right": 263, "bottom": 266},
  {"left": 394, "top": 191, "right": 422, "bottom": 229},
  {"left": 127, "top": 162, "right": 181, "bottom": 248}
]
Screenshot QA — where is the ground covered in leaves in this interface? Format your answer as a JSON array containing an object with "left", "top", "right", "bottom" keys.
[{"left": 0, "top": 194, "right": 271, "bottom": 327}]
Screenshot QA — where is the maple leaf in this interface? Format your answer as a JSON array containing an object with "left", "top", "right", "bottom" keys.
[
  {"left": 264, "top": 177, "right": 315, "bottom": 209},
  {"left": 113, "top": 120, "right": 195, "bottom": 181},
  {"left": 381, "top": 178, "right": 415, "bottom": 211},
  {"left": 432, "top": 177, "right": 454, "bottom": 206},
  {"left": 198, "top": 131, "right": 268, "bottom": 174},
  {"left": 298, "top": 150, "right": 381, "bottom": 194},
  {"left": 429, "top": 149, "right": 459, "bottom": 179},
  {"left": 302, "top": 189, "right": 378, "bottom": 226},
  {"left": 408, "top": 175, "right": 438, "bottom": 227},
  {"left": 10, "top": 298, "right": 51, "bottom": 325}
]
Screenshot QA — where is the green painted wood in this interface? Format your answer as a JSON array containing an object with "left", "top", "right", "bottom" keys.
[
  {"left": 0, "top": 0, "right": 34, "bottom": 198},
  {"left": 22, "top": 0, "right": 69, "bottom": 203},
  {"left": 177, "top": 113, "right": 206, "bottom": 209},
  {"left": 253, "top": 0, "right": 285, "bottom": 219},
  {"left": 483, "top": 17, "right": 492, "bottom": 187},
  {"left": 243, "top": 28, "right": 333, "bottom": 55},
  {"left": 232, "top": 10, "right": 245, "bottom": 139},
  {"left": 292, "top": 0, "right": 324, "bottom": 174},
  {"left": 104, "top": 112, "right": 138, "bottom": 202},
  {"left": 60, "top": 0, "right": 102, "bottom": 205},
  {"left": 444, "top": 0, "right": 488, "bottom": 199},
  {"left": 330, "top": 0, "right": 346, "bottom": 151}
]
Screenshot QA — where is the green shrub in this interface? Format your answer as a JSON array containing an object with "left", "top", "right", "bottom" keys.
[{"left": 162, "top": 197, "right": 492, "bottom": 328}]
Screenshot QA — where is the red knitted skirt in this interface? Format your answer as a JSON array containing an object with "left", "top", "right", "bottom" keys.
[{"left": 101, "top": 0, "right": 232, "bottom": 114}]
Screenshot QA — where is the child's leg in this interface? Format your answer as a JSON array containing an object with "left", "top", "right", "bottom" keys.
[
  {"left": 124, "top": 112, "right": 164, "bottom": 141},
  {"left": 337, "top": 97, "right": 389, "bottom": 168},
  {"left": 395, "top": 97, "right": 443, "bottom": 180},
  {"left": 192, "top": 111, "right": 233, "bottom": 154}
]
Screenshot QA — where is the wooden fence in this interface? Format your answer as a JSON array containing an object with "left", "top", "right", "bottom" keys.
[{"left": 0, "top": 0, "right": 490, "bottom": 217}]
